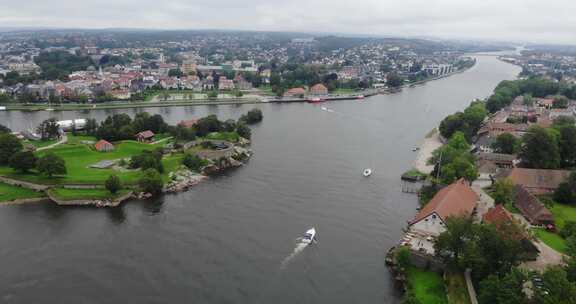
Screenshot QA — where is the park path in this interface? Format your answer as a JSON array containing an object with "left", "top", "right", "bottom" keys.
[
  {"left": 471, "top": 184, "right": 495, "bottom": 223},
  {"left": 0, "top": 176, "right": 49, "bottom": 191},
  {"left": 150, "top": 136, "right": 173, "bottom": 145},
  {"left": 36, "top": 134, "right": 68, "bottom": 151},
  {"left": 412, "top": 128, "right": 443, "bottom": 174}
]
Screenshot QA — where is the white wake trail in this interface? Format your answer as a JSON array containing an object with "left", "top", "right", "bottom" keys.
[{"left": 280, "top": 242, "right": 308, "bottom": 270}]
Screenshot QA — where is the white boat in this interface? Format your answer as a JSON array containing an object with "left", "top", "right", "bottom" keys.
[
  {"left": 301, "top": 227, "right": 316, "bottom": 244},
  {"left": 363, "top": 168, "right": 373, "bottom": 177}
]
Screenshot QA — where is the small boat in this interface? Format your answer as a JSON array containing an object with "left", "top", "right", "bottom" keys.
[
  {"left": 307, "top": 97, "right": 325, "bottom": 103},
  {"left": 363, "top": 168, "right": 373, "bottom": 177},
  {"left": 301, "top": 227, "right": 317, "bottom": 244},
  {"left": 356, "top": 95, "right": 365, "bottom": 99},
  {"left": 45, "top": 108, "right": 54, "bottom": 111},
  {"left": 412, "top": 147, "right": 420, "bottom": 152}
]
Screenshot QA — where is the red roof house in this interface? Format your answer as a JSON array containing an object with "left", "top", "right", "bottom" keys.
[
  {"left": 409, "top": 179, "right": 478, "bottom": 235},
  {"left": 94, "top": 139, "right": 115, "bottom": 152},
  {"left": 283, "top": 87, "right": 307, "bottom": 97},
  {"left": 498, "top": 168, "right": 570, "bottom": 195},
  {"left": 309, "top": 83, "right": 328, "bottom": 96}
]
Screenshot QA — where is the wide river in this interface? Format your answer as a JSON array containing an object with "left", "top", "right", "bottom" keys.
[{"left": 0, "top": 55, "right": 519, "bottom": 304}]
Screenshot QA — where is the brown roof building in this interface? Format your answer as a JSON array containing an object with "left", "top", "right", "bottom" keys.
[
  {"left": 513, "top": 185, "right": 554, "bottom": 226},
  {"left": 135, "top": 130, "right": 155, "bottom": 142},
  {"left": 498, "top": 168, "right": 570, "bottom": 195},
  {"left": 178, "top": 119, "right": 198, "bottom": 128}
]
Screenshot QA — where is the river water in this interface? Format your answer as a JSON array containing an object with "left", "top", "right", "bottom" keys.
[{"left": 0, "top": 55, "right": 519, "bottom": 304}]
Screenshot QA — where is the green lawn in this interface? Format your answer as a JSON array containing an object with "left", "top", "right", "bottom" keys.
[
  {"left": 205, "top": 131, "right": 240, "bottom": 142},
  {"left": 549, "top": 203, "right": 576, "bottom": 231},
  {"left": 27, "top": 139, "right": 58, "bottom": 148},
  {"left": 406, "top": 267, "right": 448, "bottom": 304},
  {"left": 48, "top": 188, "right": 131, "bottom": 201},
  {"left": 0, "top": 182, "right": 45, "bottom": 202},
  {"left": 332, "top": 88, "right": 357, "bottom": 94},
  {"left": 533, "top": 228, "right": 567, "bottom": 254},
  {"left": 445, "top": 272, "right": 471, "bottom": 304},
  {"left": 0, "top": 139, "right": 169, "bottom": 185}
]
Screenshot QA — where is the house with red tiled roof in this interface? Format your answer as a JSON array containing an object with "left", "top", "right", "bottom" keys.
[
  {"left": 409, "top": 179, "right": 478, "bottom": 236},
  {"left": 178, "top": 119, "right": 198, "bottom": 128},
  {"left": 135, "top": 130, "right": 155, "bottom": 142},
  {"left": 94, "top": 139, "right": 114, "bottom": 152},
  {"left": 309, "top": 83, "right": 328, "bottom": 96}
]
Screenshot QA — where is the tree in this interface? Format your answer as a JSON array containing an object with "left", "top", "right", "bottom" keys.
[
  {"left": 85, "top": 118, "right": 98, "bottom": 136},
  {"left": 557, "top": 125, "right": 576, "bottom": 167},
  {"left": 520, "top": 126, "right": 560, "bottom": 169},
  {"left": 386, "top": 73, "right": 404, "bottom": 88},
  {"left": 105, "top": 175, "right": 122, "bottom": 194},
  {"left": 0, "top": 133, "right": 23, "bottom": 165},
  {"left": 36, "top": 153, "right": 66, "bottom": 177},
  {"left": 236, "top": 122, "right": 251, "bottom": 140},
  {"left": 239, "top": 108, "right": 263, "bottom": 125},
  {"left": 138, "top": 168, "right": 164, "bottom": 195},
  {"left": 395, "top": 246, "right": 412, "bottom": 270},
  {"left": 195, "top": 115, "right": 222, "bottom": 137},
  {"left": 555, "top": 182, "right": 575, "bottom": 204},
  {"left": 492, "top": 133, "right": 519, "bottom": 154},
  {"left": 36, "top": 118, "right": 60, "bottom": 140},
  {"left": 523, "top": 93, "right": 534, "bottom": 106},
  {"left": 440, "top": 156, "right": 477, "bottom": 184},
  {"left": 478, "top": 269, "right": 527, "bottom": 304},
  {"left": 0, "top": 124, "right": 11, "bottom": 134},
  {"left": 9, "top": 151, "right": 37, "bottom": 173},
  {"left": 538, "top": 267, "right": 576, "bottom": 304},
  {"left": 434, "top": 216, "right": 475, "bottom": 269},
  {"left": 492, "top": 178, "right": 514, "bottom": 205},
  {"left": 168, "top": 69, "right": 183, "bottom": 77},
  {"left": 553, "top": 95, "right": 569, "bottom": 109}
]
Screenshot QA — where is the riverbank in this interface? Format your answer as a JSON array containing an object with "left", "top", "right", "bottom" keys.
[
  {"left": 412, "top": 128, "right": 443, "bottom": 174},
  {"left": 0, "top": 62, "right": 476, "bottom": 112}
]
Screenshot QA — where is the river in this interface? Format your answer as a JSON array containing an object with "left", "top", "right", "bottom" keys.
[{"left": 0, "top": 55, "right": 520, "bottom": 304}]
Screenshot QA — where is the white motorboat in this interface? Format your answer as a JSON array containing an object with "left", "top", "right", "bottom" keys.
[
  {"left": 301, "top": 228, "right": 316, "bottom": 244},
  {"left": 363, "top": 168, "right": 373, "bottom": 177}
]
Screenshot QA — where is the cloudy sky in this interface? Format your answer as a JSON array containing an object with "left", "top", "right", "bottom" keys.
[{"left": 0, "top": 0, "right": 575, "bottom": 44}]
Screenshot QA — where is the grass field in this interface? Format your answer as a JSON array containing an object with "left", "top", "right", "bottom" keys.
[
  {"left": 445, "top": 272, "right": 471, "bottom": 304},
  {"left": 205, "top": 131, "right": 240, "bottom": 142},
  {"left": 0, "top": 182, "right": 44, "bottom": 202},
  {"left": 48, "top": 188, "right": 131, "bottom": 201},
  {"left": 0, "top": 136, "right": 169, "bottom": 185},
  {"left": 533, "top": 228, "right": 567, "bottom": 253},
  {"left": 406, "top": 267, "right": 448, "bottom": 304}
]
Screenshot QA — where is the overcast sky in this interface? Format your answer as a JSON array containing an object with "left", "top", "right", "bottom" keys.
[{"left": 0, "top": 0, "right": 575, "bottom": 44}]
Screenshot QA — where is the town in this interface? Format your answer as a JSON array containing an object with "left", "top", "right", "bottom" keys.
[{"left": 0, "top": 30, "right": 481, "bottom": 109}]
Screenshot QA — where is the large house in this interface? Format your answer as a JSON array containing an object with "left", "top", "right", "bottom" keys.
[
  {"left": 403, "top": 179, "right": 478, "bottom": 255},
  {"left": 498, "top": 168, "right": 570, "bottom": 195},
  {"left": 309, "top": 83, "right": 328, "bottom": 96},
  {"left": 513, "top": 185, "right": 555, "bottom": 227},
  {"left": 409, "top": 179, "right": 478, "bottom": 235}
]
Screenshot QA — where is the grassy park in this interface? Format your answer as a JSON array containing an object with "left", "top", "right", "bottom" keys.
[
  {"left": 48, "top": 188, "right": 131, "bottom": 201},
  {"left": 0, "top": 182, "right": 45, "bottom": 202},
  {"left": 531, "top": 200, "right": 576, "bottom": 254},
  {"left": 0, "top": 135, "right": 172, "bottom": 185}
]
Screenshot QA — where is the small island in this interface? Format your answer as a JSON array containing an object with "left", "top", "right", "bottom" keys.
[{"left": 0, "top": 108, "right": 263, "bottom": 207}]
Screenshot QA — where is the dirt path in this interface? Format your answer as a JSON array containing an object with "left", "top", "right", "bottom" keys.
[{"left": 36, "top": 134, "right": 68, "bottom": 151}]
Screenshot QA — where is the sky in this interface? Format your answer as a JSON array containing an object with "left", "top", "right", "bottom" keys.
[{"left": 0, "top": 0, "right": 575, "bottom": 44}]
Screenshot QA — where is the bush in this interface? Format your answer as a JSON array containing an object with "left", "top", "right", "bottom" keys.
[
  {"left": 138, "top": 169, "right": 164, "bottom": 195},
  {"left": 236, "top": 122, "right": 251, "bottom": 140},
  {"left": 105, "top": 175, "right": 122, "bottom": 194},
  {"left": 239, "top": 108, "right": 263, "bottom": 125},
  {"left": 182, "top": 154, "right": 206, "bottom": 172}
]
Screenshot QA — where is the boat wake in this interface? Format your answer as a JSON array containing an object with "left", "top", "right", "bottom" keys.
[{"left": 280, "top": 241, "right": 308, "bottom": 270}]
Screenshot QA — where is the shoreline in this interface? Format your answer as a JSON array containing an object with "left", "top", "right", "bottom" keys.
[{"left": 0, "top": 64, "right": 476, "bottom": 112}]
